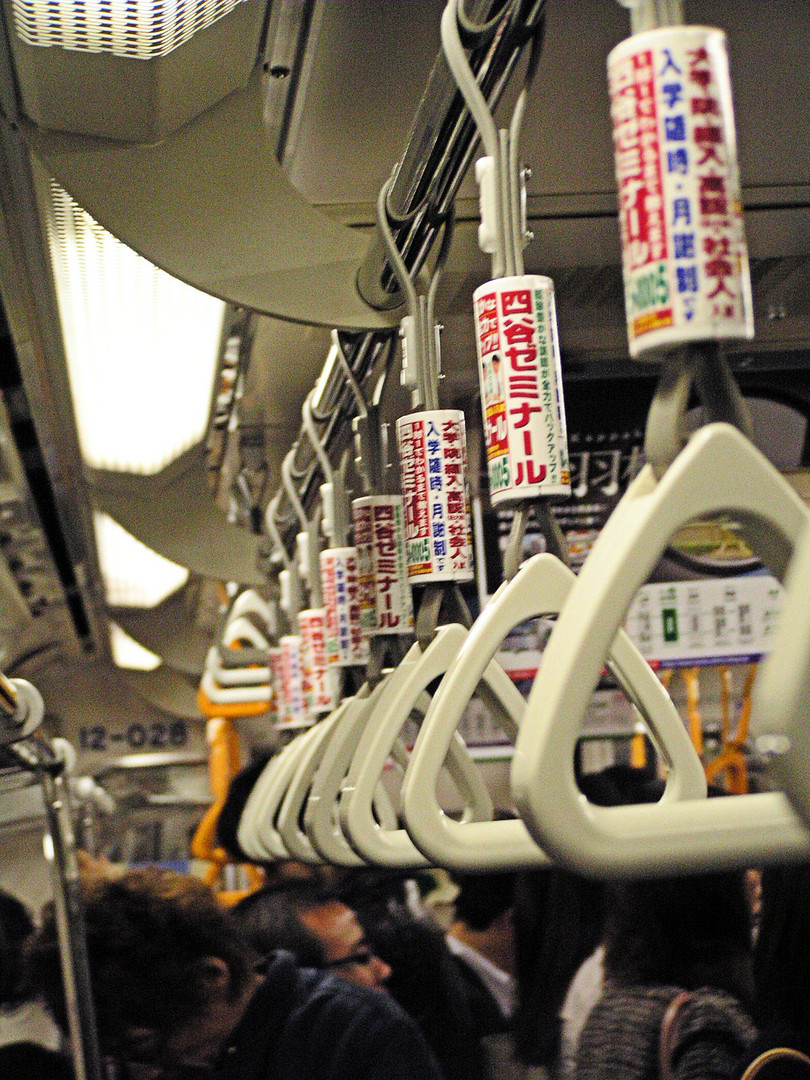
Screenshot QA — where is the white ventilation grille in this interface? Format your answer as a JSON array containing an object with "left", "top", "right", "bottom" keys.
[
  {"left": 43, "top": 180, "right": 224, "bottom": 475},
  {"left": 11, "top": 0, "right": 247, "bottom": 57},
  {"left": 95, "top": 513, "right": 189, "bottom": 608}
]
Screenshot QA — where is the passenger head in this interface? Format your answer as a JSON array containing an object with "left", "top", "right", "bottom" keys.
[
  {"left": 602, "top": 869, "right": 755, "bottom": 1005},
  {"left": 231, "top": 880, "right": 391, "bottom": 992},
  {"left": 0, "top": 888, "right": 35, "bottom": 1005},
  {"left": 451, "top": 869, "right": 517, "bottom": 933},
  {"left": 27, "top": 867, "right": 257, "bottom": 1074}
]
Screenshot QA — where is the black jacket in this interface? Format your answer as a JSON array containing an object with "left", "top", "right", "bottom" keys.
[{"left": 213, "top": 952, "right": 446, "bottom": 1080}]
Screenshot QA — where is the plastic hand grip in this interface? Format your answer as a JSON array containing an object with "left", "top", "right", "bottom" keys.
[
  {"left": 228, "top": 590, "right": 276, "bottom": 635},
  {"left": 339, "top": 625, "right": 494, "bottom": 869},
  {"left": 205, "top": 647, "right": 270, "bottom": 687},
  {"left": 303, "top": 683, "right": 385, "bottom": 866},
  {"left": 222, "top": 617, "right": 272, "bottom": 651},
  {"left": 254, "top": 726, "right": 324, "bottom": 859},
  {"left": 511, "top": 425, "right": 810, "bottom": 877},
  {"left": 753, "top": 520, "right": 810, "bottom": 827},
  {"left": 402, "top": 553, "right": 705, "bottom": 870},
  {"left": 237, "top": 752, "right": 284, "bottom": 861},
  {"left": 276, "top": 706, "right": 347, "bottom": 862}
]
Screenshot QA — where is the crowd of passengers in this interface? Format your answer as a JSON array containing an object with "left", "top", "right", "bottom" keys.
[{"left": 2, "top": 762, "right": 810, "bottom": 1080}]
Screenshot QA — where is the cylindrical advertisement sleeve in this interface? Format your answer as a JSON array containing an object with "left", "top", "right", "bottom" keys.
[
  {"left": 473, "top": 275, "right": 571, "bottom": 505},
  {"left": 352, "top": 495, "right": 414, "bottom": 636},
  {"left": 298, "top": 608, "right": 338, "bottom": 715},
  {"left": 320, "top": 547, "right": 370, "bottom": 666},
  {"left": 278, "top": 634, "right": 312, "bottom": 728},
  {"left": 396, "top": 410, "right": 474, "bottom": 582},
  {"left": 607, "top": 26, "right": 753, "bottom": 356}
]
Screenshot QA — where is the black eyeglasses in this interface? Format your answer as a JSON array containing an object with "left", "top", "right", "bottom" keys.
[{"left": 320, "top": 946, "right": 376, "bottom": 970}]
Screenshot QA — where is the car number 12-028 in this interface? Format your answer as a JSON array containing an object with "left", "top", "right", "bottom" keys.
[{"left": 78, "top": 720, "right": 189, "bottom": 753}]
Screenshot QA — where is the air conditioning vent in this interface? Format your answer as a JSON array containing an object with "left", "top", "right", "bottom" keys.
[{"left": 11, "top": 0, "right": 249, "bottom": 57}]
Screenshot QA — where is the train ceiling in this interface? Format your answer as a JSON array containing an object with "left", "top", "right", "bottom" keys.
[{"left": 0, "top": 0, "right": 807, "bottom": 754}]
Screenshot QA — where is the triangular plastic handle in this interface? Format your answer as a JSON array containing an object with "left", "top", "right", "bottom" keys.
[
  {"left": 403, "top": 553, "right": 706, "bottom": 870},
  {"left": 276, "top": 705, "right": 348, "bottom": 863},
  {"left": 303, "top": 682, "right": 394, "bottom": 866},
  {"left": 511, "top": 425, "right": 810, "bottom": 877},
  {"left": 753, "top": 520, "right": 810, "bottom": 827},
  {"left": 338, "top": 624, "right": 495, "bottom": 869}
]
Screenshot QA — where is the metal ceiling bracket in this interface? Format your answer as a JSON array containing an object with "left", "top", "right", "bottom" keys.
[{"left": 20, "top": 68, "right": 398, "bottom": 330}]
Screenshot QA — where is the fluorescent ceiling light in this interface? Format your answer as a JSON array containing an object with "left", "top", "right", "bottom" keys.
[
  {"left": 12, "top": 0, "right": 247, "bottom": 57},
  {"left": 44, "top": 181, "right": 225, "bottom": 474},
  {"left": 109, "top": 622, "right": 162, "bottom": 670},
  {"left": 94, "top": 512, "right": 189, "bottom": 607}
]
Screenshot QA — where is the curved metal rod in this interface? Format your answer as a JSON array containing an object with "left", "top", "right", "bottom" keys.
[
  {"left": 377, "top": 175, "right": 423, "bottom": 337},
  {"left": 264, "top": 491, "right": 293, "bottom": 572},
  {"left": 456, "top": 0, "right": 518, "bottom": 48},
  {"left": 302, "top": 390, "right": 334, "bottom": 488},
  {"left": 264, "top": 1, "right": 546, "bottom": 550},
  {"left": 377, "top": 175, "right": 455, "bottom": 411},
  {"left": 331, "top": 329, "right": 369, "bottom": 418},
  {"left": 441, "top": 0, "right": 505, "bottom": 274},
  {"left": 282, "top": 446, "right": 323, "bottom": 607},
  {"left": 507, "top": 14, "right": 545, "bottom": 275}
]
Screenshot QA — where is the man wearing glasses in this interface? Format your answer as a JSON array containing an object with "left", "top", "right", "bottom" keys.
[
  {"left": 231, "top": 879, "right": 392, "bottom": 992},
  {"left": 27, "top": 868, "right": 444, "bottom": 1080}
]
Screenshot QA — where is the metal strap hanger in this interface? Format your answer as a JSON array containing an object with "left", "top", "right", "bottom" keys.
[
  {"left": 336, "top": 169, "right": 498, "bottom": 867},
  {"left": 275, "top": 394, "right": 364, "bottom": 861},
  {"left": 390, "top": 0, "right": 578, "bottom": 871},
  {"left": 266, "top": 340, "right": 404, "bottom": 865},
  {"left": 442, "top": 0, "right": 565, "bottom": 578},
  {"left": 402, "top": 552, "right": 706, "bottom": 870},
  {"left": 299, "top": 330, "right": 420, "bottom": 865},
  {"left": 506, "top": 0, "right": 810, "bottom": 878},
  {"left": 0, "top": 676, "right": 103, "bottom": 1080},
  {"left": 249, "top": 440, "right": 340, "bottom": 857}
]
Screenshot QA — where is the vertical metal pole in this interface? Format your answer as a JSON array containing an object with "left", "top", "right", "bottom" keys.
[{"left": 40, "top": 765, "right": 104, "bottom": 1080}]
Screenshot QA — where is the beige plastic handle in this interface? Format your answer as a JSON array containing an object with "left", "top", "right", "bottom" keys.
[
  {"left": 402, "top": 553, "right": 707, "bottom": 870},
  {"left": 253, "top": 726, "right": 325, "bottom": 860},
  {"left": 338, "top": 624, "right": 494, "bottom": 869},
  {"left": 202, "top": 619, "right": 272, "bottom": 699},
  {"left": 205, "top": 647, "right": 270, "bottom": 687},
  {"left": 222, "top": 616, "right": 272, "bottom": 651},
  {"left": 279, "top": 698, "right": 398, "bottom": 865},
  {"left": 228, "top": 590, "right": 276, "bottom": 633},
  {"left": 199, "top": 671, "right": 272, "bottom": 704},
  {"left": 752, "top": 520, "right": 810, "bottom": 827},
  {"left": 237, "top": 751, "right": 284, "bottom": 862},
  {"left": 276, "top": 705, "right": 347, "bottom": 862},
  {"left": 511, "top": 425, "right": 810, "bottom": 877},
  {"left": 303, "top": 682, "right": 392, "bottom": 866}
]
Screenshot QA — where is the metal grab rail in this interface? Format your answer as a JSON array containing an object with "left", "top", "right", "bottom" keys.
[
  {"left": 262, "top": 0, "right": 548, "bottom": 551},
  {"left": 0, "top": 677, "right": 103, "bottom": 1080}
]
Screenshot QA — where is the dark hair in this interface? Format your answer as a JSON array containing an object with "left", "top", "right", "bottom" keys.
[
  {"left": 229, "top": 881, "right": 339, "bottom": 967},
  {"left": 512, "top": 766, "right": 668, "bottom": 1067},
  {"left": 451, "top": 870, "right": 516, "bottom": 932},
  {"left": 754, "top": 863, "right": 810, "bottom": 1034},
  {"left": 215, "top": 753, "right": 274, "bottom": 864},
  {"left": 602, "top": 870, "right": 754, "bottom": 1006},
  {"left": 0, "top": 888, "right": 35, "bottom": 1005},
  {"left": 26, "top": 867, "right": 256, "bottom": 1053}
]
